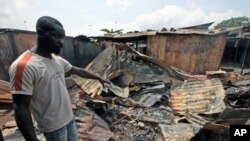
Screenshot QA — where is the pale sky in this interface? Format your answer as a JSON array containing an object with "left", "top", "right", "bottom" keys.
[{"left": 0, "top": 0, "right": 249, "bottom": 36}]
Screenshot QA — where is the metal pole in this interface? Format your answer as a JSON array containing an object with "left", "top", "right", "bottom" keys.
[
  {"left": 240, "top": 38, "right": 250, "bottom": 74},
  {"left": 233, "top": 39, "right": 239, "bottom": 68},
  {"left": 136, "top": 41, "right": 138, "bottom": 51},
  {"left": 24, "top": 21, "right": 27, "bottom": 30}
]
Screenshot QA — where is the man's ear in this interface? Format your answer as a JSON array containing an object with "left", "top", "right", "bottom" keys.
[{"left": 37, "top": 28, "right": 44, "bottom": 37}]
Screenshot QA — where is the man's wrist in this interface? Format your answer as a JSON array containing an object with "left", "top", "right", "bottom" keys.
[{"left": 98, "top": 78, "right": 103, "bottom": 82}]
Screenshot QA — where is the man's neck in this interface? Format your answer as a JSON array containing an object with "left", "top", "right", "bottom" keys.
[{"left": 30, "top": 44, "right": 53, "bottom": 59}]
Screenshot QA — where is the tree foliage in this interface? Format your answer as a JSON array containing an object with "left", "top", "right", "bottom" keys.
[
  {"left": 215, "top": 16, "right": 250, "bottom": 28},
  {"left": 100, "top": 28, "right": 123, "bottom": 36}
]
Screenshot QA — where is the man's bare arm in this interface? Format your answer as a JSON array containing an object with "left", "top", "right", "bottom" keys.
[
  {"left": 68, "top": 66, "right": 110, "bottom": 84},
  {"left": 12, "top": 95, "right": 39, "bottom": 141}
]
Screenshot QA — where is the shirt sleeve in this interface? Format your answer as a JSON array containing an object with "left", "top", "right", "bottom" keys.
[
  {"left": 58, "top": 57, "right": 73, "bottom": 72},
  {"left": 9, "top": 64, "right": 34, "bottom": 95}
]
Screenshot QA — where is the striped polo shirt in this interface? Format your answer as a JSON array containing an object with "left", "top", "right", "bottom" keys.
[{"left": 9, "top": 50, "right": 73, "bottom": 132}]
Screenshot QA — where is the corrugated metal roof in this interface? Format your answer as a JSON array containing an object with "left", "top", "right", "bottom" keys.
[
  {"left": 0, "top": 28, "right": 36, "bottom": 34},
  {"left": 179, "top": 22, "right": 215, "bottom": 30},
  {"left": 170, "top": 78, "right": 225, "bottom": 115},
  {"left": 91, "top": 27, "right": 243, "bottom": 42}
]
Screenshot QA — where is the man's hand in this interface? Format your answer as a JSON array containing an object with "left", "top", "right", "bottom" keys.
[
  {"left": 99, "top": 78, "right": 112, "bottom": 85},
  {"left": 12, "top": 95, "right": 39, "bottom": 141}
]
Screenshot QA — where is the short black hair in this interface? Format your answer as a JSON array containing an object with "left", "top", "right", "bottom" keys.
[{"left": 36, "top": 16, "right": 63, "bottom": 32}]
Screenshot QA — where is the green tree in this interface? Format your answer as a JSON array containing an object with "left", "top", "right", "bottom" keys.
[
  {"left": 215, "top": 16, "right": 250, "bottom": 28},
  {"left": 100, "top": 28, "right": 123, "bottom": 36}
]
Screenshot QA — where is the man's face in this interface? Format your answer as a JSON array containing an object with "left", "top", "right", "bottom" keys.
[{"left": 42, "top": 25, "right": 65, "bottom": 54}]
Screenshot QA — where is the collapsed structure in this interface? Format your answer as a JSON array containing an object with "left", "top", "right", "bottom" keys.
[{"left": 1, "top": 25, "right": 250, "bottom": 141}]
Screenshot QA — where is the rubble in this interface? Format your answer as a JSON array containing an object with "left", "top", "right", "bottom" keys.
[
  {"left": 190, "top": 123, "right": 230, "bottom": 141},
  {"left": 206, "top": 70, "right": 227, "bottom": 79},
  {"left": 1, "top": 120, "right": 45, "bottom": 141},
  {"left": 74, "top": 104, "right": 114, "bottom": 141},
  {"left": 71, "top": 42, "right": 179, "bottom": 98},
  {"left": 0, "top": 80, "right": 12, "bottom": 103},
  {"left": 159, "top": 123, "right": 197, "bottom": 141},
  {"left": 1, "top": 41, "right": 250, "bottom": 141}
]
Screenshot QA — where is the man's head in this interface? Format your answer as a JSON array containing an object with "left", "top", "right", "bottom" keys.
[{"left": 36, "top": 16, "right": 65, "bottom": 54}]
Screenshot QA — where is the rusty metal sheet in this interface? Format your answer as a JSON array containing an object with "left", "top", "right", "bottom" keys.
[
  {"left": 10, "top": 31, "right": 79, "bottom": 67},
  {"left": 170, "top": 78, "right": 226, "bottom": 115},
  {"left": 206, "top": 70, "right": 227, "bottom": 79},
  {"left": 0, "top": 80, "right": 11, "bottom": 103},
  {"left": 168, "top": 66, "right": 196, "bottom": 81},
  {"left": 134, "top": 93, "right": 163, "bottom": 108},
  {"left": 12, "top": 32, "right": 37, "bottom": 54},
  {"left": 72, "top": 43, "right": 178, "bottom": 97},
  {"left": 184, "top": 112, "right": 209, "bottom": 128},
  {"left": 71, "top": 46, "right": 132, "bottom": 97},
  {"left": 191, "top": 123, "right": 230, "bottom": 141},
  {"left": 147, "top": 34, "right": 228, "bottom": 74},
  {"left": 105, "top": 84, "right": 129, "bottom": 98},
  {"left": 109, "top": 70, "right": 133, "bottom": 87},
  {"left": 2, "top": 104, "right": 114, "bottom": 141},
  {"left": 0, "top": 29, "right": 102, "bottom": 81},
  {"left": 0, "top": 31, "right": 38, "bottom": 82},
  {"left": 0, "top": 33, "right": 17, "bottom": 81},
  {"left": 74, "top": 36, "right": 104, "bottom": 67},
  {"left": 225, "top": 85, "right": 250, "bottom": 108},
  {"left": 71, "top": 47, "right": 115, "bottom": 97},
  {"left": 159, "top": 123, "right": 196, "bottom": 141},
  {"left": 219, "top": 108, "right": 250, "bottom": 121},
  {"left": 75, "top": 105, "right": 113, "bottom": 141}
]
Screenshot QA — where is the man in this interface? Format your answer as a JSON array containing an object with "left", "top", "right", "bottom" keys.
[
  {"left": 9, "top": 16, "right": 109, "bottom": 141},
  {"left": 0, "top": 128, "right": 4, "bottom": 141}
]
